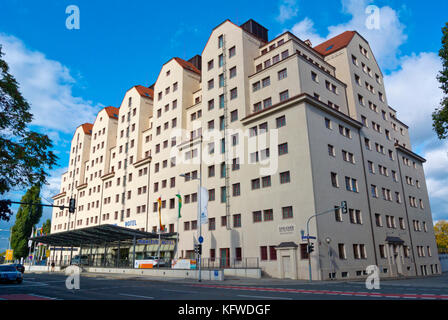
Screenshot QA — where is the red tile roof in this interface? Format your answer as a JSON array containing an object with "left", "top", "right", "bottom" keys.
[
  {"left": 134, "top": 85, "right": 154, "bottom": 99},
  {"left": 103, "top": 106, "right": 120, "bottom": 119},
  {"left": 81, "top": 123, "right": 93, "bottom": 135},
  {"left": 313, "top": 31, "right": 356, "bottom": 56},
  {"left": 174, "top": 57, "right": 201, "bottom": 74}
]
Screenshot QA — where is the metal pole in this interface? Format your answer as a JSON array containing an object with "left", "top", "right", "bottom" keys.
[
  {"left": 70, "top": 245, "right": 73, "bottom": 265},
  {"left": 132, "top": 235, "right": 136, "bottom": 269},
  {"left": 198, "top": 135, "right": 203, "bottom": 282},
  {"left": 117, "top": 240, "right": 120, "bottom": 268},
  {"left": 157, "top": 232, "right": 161, "bottom": 269},
  {"left": 306, "top": 220, "right": 312, "bottom": 282}
]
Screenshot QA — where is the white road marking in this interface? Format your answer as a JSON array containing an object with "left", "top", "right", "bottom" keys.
[
  {"left": 162, "top": 289, "right": 198, "bottom": 294},
  {"left": 237, "top": 294, "right": 292, "bottom": 300},
  {"left": 28, "top": 294, "right": 58, "bottom": 300},
  {"left": 119, "top": 293, "right": 154, "bottom": 299}
]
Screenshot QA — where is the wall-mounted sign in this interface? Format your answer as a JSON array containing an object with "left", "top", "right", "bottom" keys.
[
  {"left": 125, "top": 220, "right": 137, "bottom": 227},
  {"left": 278, "top": 224, "right": 295, "bottom": 234}
]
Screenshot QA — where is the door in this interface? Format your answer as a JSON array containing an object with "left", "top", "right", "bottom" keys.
[
  {"left": 220, "top": 248, "right": 230, "bottom": 268},
  {"left": 282, "top": 256, "right": 291, "bottom": 279}
]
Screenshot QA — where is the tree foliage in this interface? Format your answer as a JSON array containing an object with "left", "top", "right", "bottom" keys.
[
  {"left": 10, "top": 185, "right": 43, "bottom": 259},
  {"left": 42, "top": 218, "right": 51, "bottom": 235},
  {"left": 0, "top": 45, "right": 57, "bottom": 221},
  {"left": 434, "top": 220, "right": 448, "bottom": 249},
  {"left": 432, "top": 22, "right": 448, "bottom": 139}
]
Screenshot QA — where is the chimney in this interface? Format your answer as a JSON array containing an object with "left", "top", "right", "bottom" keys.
[{"left": 304, "top": 39, "right": 312, "bottom": 47}]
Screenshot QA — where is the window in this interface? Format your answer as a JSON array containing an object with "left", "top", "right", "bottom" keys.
[
  {"left": 262, "top": 176, "right": 271, "bottom": 188},
  {"left": 276, "top": 115, "right": 286, "bottom": 128},
  {"left": 279, "top": 90, "right": 289, "bottom": 102},
  {"left": 229, "top": 66, "right": 236, "bottom": 78},
  {"left": 230, "top": 87, "right": 237, "bottom": 100},
  {"left": 229, "top": 46, "right": 236, "bottom": 58},
  {"left": 282, "top": 206, "right": 293, "bottom": 219},
  {"left": 251, "top": 178, "right": 260, "bottom": 190},
  {"left": 264, "top": 209, "right": 273, "bottom": 221},
  {"left": 230, "top": 110, "right": 238, "bottom": 122},
  {"left": 335, "top": 207, "right": 343, "bottom": 222},
  {"left": 263, "top": 98, "right": 272, "bottom": 109},
  {"left": 252, "top": 81, "right": 261, "bottom": 92},
  {"left": 260, "top": 246, "right": 268, "bottom": 261},
  {"left": 209, "top": 218, "right": 215, "bottom": 231},
  {"left": 280, "top": 171, "right": 290, "bottom": 184},
  {"left": 325, "top": 118, "right": 332, "bottom": 129},
  {"left": 278, "top": 68, "right": 287, "bottom": 80},
  {"left": 331, "top": 172, "right": 338, "bottom": 188},
  {"left": 338, "top": 244, "right": 346, "bottom": 259},
  {"left": 232, "top": 183, "right": 240, "bottom": 196},
  {"left": 253, "top": 211, "right": 262, "bottom": 223},
  {"left": 262, "top": 77, "right": 270, "bottom": 87},
  {"left": 208, "top": 79, "right": 214, "bottom": 90},
  {"left": 311, "top": 71, "right": 318, "bottom": 82},
  {"left": 233, "top": 214, "right": 241, "bottom": 228},
  {"left": 278, "top": 143, "right": 288, "bottom": 155},
  {"left": 208, "top": 59, "right": 214, "bottom": 70}
]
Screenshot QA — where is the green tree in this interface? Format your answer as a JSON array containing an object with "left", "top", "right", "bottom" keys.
[
  {"left": 432, "top": 22, "right": 448, "bottom": 139},
  {"left": 10, "top": 185, "right": 43, "bottom": 259},
  {"left": 42, "top": 218, "right": 51, "bottom": 235},
  {"left": 434, "top": 220, "right": 448, "bottom": 250},
  {"left": 0, "top": 45, "right": 57, "bottom": 221}
]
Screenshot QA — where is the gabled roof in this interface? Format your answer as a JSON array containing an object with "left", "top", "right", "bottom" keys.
[
  {"left": 103, "top": 106, "right": 120, "bottom": 119},
  {"left": 173, "top": 57, "right": 201, "bottom": 75},
  {"left": 80, "top": 123, "right": 93, "bottom": 135},
  {"left": 134, "top": 85, "right": 154, "bottom": 99},
  {"left": 313, "top": 31, "right": 356, "bottom": 56}
]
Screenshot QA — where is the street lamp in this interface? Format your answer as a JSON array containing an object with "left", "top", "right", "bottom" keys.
[{"left": 179, "top": 136, "right": 203, "bottom": 282}]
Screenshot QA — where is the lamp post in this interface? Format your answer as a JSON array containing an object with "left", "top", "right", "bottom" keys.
[
  {"left": 179, "top": 136, "right": 203, "bottom": 282},
  {"left": 325, "top": 237, "right": 333, "bottom": 280},
  {"left": 306, "top": 201, "right": 347, "bottom": 282}
]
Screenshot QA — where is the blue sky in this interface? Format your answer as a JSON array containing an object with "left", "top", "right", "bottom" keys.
[{"left": 0, "top": 0, "right": 447, "bottom": 252}]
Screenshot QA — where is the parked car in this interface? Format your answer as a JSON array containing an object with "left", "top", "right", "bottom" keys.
[
  {"left": 70, "top": 255, "right": 89, "bottom": 266},
  {"left": 0, "top": 265, "right": 23, "bottom": 284},
  {"left": 9, "top": 263, "right": 25, "bottom": 274}
]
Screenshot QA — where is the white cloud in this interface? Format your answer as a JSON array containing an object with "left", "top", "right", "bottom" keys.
[
  {"left": 384, "top": 52, "right": 442, "bottom": 146},
  {"left": 277, "top": 0, "right": 299, "bottom": 24},
  {"left": 0, "top": 33, "right": 101, "bottom": 134},
  {"left": 384, "top": 52, "right": 448, "bottom": 221},
  {"left": 289, "top": 0, "right": 407, "bottom": 68},
  {"left": 290, "top": 18, "right": 325, "bottom": 46}
]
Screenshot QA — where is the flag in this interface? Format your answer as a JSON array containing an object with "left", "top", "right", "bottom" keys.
[
  {"left": 28, "top": 227, "right": 34, "bottom": 247},
  {"left": 157, "top": 197, "right": 164, "bottom": 232},
  {"left": 199, "top": 186, "right": 209, "bottom": 224},
  {"left": 176, "top": 194, "right": 182, "bottom": 218}
]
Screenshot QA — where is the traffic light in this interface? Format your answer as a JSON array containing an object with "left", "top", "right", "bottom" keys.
[
  {"left": 198, "top": 244, "right": 202, "bottom": 255},
  {"left": 69, "top": 198, "right": 76, "bottom": 213},
  {"left": 308, "top": 243, "right": 315, "bottom": 254},
  {"left": 340, "top": 201, "right": 348, "bottom": 214}
]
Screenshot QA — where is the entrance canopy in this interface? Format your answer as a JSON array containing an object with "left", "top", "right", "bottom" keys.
[{"left": 28, "top": 224, "right": 177, "bottom": 247}]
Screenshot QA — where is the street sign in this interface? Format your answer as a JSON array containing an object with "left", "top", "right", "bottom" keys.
[
  {"left": 302, "top": 235, "right": 316, "bottom": 240},
  {"left": 5, "top": 249, "right": 13, "bottom": 261},
  {"left": 198, "top": 236, "right": 203, "bottom": 243}
]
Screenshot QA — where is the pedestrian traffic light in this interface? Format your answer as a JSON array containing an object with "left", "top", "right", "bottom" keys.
[
  {"left": 340, "top": 201, "right": 348, "bottom": 214},
  {"left": 69, "top": 198, "right": 76, "bottom": 213},
  {"left": 308, "top": 243, "right": 315, "bottom": 254}
]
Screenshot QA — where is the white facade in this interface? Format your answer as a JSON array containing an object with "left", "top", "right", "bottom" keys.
[{"left": 50, "top": 20, "right": 441, "bottom": 279}]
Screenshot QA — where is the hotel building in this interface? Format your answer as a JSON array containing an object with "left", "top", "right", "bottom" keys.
[{"left": 50, "top": 19, "right": 441, "bottom": 280}]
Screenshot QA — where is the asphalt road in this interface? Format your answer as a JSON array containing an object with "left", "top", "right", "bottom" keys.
[{"left": 0, "top": 271, "right": 448, "bottom": 300}]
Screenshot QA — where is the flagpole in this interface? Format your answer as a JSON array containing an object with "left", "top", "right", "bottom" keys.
[{"left": 176, "top": 189, "right": 180, "bottom": 259}]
